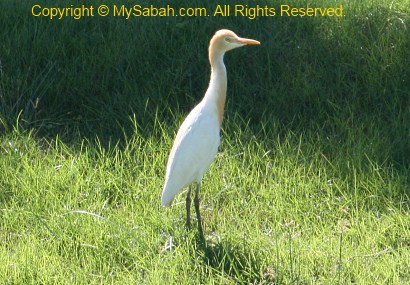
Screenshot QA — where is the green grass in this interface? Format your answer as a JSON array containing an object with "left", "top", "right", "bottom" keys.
[
  {"left": 1, "top": 0, "right": 410, "bottom": 284},
  {"left": 1, "top": 120, "right": 409, "bottom": 284}
]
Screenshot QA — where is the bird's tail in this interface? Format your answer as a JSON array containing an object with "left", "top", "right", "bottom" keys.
[
  {"left": 161, "top": 185, "right": 174, "bottom": 207},
  {"left": 161, "top": 196, "right": 173, "bottom": 207}
]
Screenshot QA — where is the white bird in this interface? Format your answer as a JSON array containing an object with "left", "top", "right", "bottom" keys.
[{"left": 161, "top": 29, "right": 260, "bottom": 237}]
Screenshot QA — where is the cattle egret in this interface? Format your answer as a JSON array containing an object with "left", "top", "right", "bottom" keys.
[{"left": 161, "top": 29, "right": 260, "bottom": 237}]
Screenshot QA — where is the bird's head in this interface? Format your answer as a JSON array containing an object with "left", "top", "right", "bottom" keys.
[{"left": 210, "top": 29, "right": 260, "bottom": 53}]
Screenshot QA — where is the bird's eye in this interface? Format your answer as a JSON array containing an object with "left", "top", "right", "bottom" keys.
[{"left": 225, "top": 37, "right": 232, "bottom": 43}]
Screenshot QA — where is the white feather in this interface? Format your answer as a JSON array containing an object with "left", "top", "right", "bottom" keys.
[{"left": 161, "top": 101, "right": 220, "bottom": 206}]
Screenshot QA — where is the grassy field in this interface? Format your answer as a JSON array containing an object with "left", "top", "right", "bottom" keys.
[{"left": 1, "top": 0, "right": 410, "bottom": 284}]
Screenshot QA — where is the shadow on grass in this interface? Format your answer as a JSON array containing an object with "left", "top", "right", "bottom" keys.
[
  {"left": 1, "top": 2, "right": 409, "bottom": 177},
  {"left": 195, "top": 236, "right": 280, "bottom": 284}
]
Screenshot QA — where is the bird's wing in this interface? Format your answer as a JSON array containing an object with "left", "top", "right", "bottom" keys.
[{"left": 161, "top": 108, "right": 220, "bottom": 206}]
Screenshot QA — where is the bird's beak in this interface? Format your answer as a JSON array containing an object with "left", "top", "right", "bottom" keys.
[{"left": 236, "top": 37, "right": 261, "bottom": 45}]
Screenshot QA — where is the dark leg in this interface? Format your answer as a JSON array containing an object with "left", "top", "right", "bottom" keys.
[
  {"left": 194, "top": 182, "right": 204, "bottom": 239},
  {"left": 186, "top": 186, "right": 192, "bottom": 229}
]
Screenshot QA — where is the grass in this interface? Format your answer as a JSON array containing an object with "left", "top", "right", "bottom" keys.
[
  {"left": 1, "top": 0, "right": 410, "bottom": 283},
  {"left": 1, "top": 120, "right": 409, "bottom": 284}
]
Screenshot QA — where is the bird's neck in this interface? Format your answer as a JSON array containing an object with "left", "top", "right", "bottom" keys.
[{"left": 204, "top": 49, "right": 227, "bottom": 127}]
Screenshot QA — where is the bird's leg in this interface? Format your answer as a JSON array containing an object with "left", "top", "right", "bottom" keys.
[
  {"left": 194, "top": 182, "right": 204, "bottom": 239},
  {"left": 186, "top": 186, "right": 192, "bottom": 230}
]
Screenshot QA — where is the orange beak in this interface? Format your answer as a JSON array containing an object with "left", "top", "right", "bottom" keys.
[{"left": 236, "top": 37, "right": 261, "bottom": 45}]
